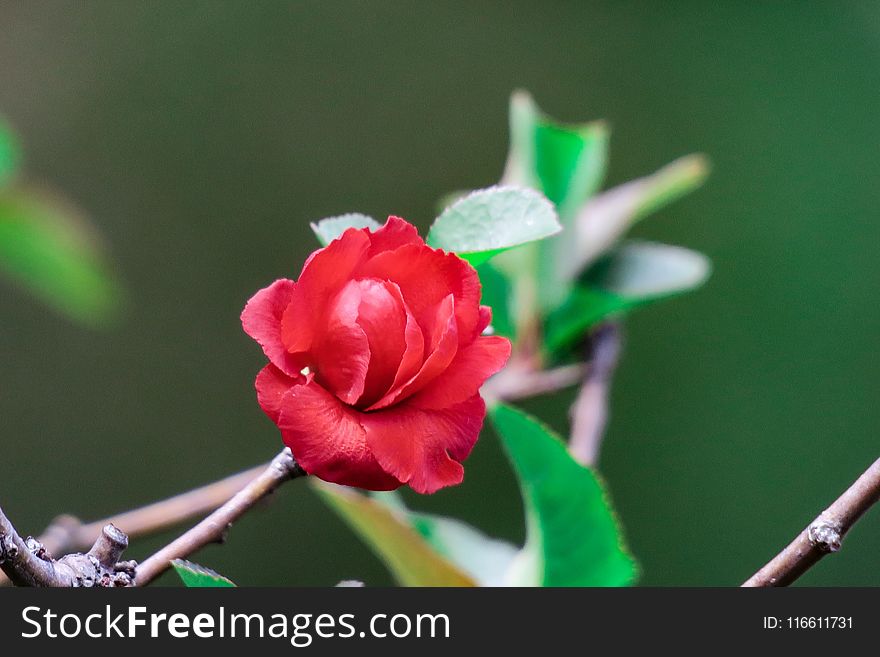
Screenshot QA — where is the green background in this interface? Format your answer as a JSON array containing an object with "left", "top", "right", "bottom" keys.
[{"left": 1, "top": 1, "right": 878, "bottom": 586}]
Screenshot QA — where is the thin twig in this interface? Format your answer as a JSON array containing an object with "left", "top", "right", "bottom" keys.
[
  {"left": 0, "top": 462, "right": 268, "bottom": 587},
  {"left": 134, "top": 448, "right": 304, "bottom": 586},
  {"left": 483, "top": 361, "right": 586, "bottom": 403},
  {"left": 568, "top": 322, "right": 621, "bottom": 466},
  {"left": 742, "top": 456, "right": 880, "bottom": 587}
]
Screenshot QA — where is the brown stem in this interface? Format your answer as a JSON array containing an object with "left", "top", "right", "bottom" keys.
[
  {"left": 568, "top": 322, "right": 621, "bottom": 466},
  {"left": 135, "top": 448, "right": 304, "bottom": 586},
  {"left": 742, "top": 456, "right": 880, "bottom": 586},
  {"left": 0, "top": 462, "right": 268, "bottom": 587},
  {"left": 1, "top": 511, "right": 135, "bottom": 587}
]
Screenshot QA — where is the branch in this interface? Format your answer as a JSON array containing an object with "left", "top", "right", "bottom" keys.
[
  {"left": 0, "top": 461, "right": 268, "bottom": 587},
  {"left": 134, "top": 448, "right": 304, "bottom": 586},
  {"left": 1, "top": 509, "right": 135, "bottom": 587},
  {"left": 568, "top": 322, "right": 621, "bottom": 466},
  {"left": 483, "top": 361, "right": 586, "bottom": 403},
  {"left": 742, "top": 456, "right": 880, "bottom": 586}
]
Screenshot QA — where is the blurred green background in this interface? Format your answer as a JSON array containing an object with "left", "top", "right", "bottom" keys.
[{"left": 1, "top": 1, "right": 879, "bottom": 586}]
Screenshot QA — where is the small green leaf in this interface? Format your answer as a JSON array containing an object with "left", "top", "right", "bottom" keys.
[
  {"left": 490, "top": 404, "right": 637, "bottom": 587},
  {"left": 427, "top": 186, "right": 560, "bottom": 266},
  {"left": 312, "top": 481, "right": 477, "bottom": 586},
  {"left": 0, "top": 189, "right": 125, "bottom": 327},
  {"left": 0, "top": 118, "right": 19, "bottom": 187},
  {"left": 566, "top": 154, "right": 710, "bottom": 278},
  {"left": 545, "top": 240, "right": 711, "bottom": 355},
  {"left": 171, "top": 559, "right": 236, "bottom": 587},
  {"left": 311, "top": 213, "right": 380, "bottom": 246},
  {"left": 476, "top": 262, "right": 515, "bottom": 340}
]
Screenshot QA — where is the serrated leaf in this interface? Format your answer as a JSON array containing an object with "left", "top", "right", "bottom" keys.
[
  {"left": 312, "top": 481, "right": 477, "bottom": 587},
  {"left": 0, "top": 188, "right": 124, "bottom": 326},
  {"left": 311, "top": 213, "right": 380, "bottom": 246},
  {"left": 567, "top": 154, "right": 710, "bottom": 278},
  {"left": 0, "top": 118, "right": 19, "bottom": 187},
  {"left": 171, "top": 559, "right": 236, "bottom": 587},
  {"left": 490, "top": 404, "right": 637, "bottom": 587},
  {"left": 427, "top": 186, "right": 560, "bottom": 266},
  {"left": 545, "top": 240, "right": 711, "bottom": 356}
]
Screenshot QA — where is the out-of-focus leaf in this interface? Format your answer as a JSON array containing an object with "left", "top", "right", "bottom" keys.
[
  {"left": 311, "top": 213, "right": 380, "bottom": 246},
  {"left": 171, "top": 559, "right": 236, "bottom": 587},
  {"left": 406, "top": 506, "right": 519, "bottom": 587},
  {"left": 500, "top": 91, "right": 611, "bottom": 312},
  {"left": 566, "top": 154, "right": 710, "bottom": 278},
  {"left": 489, "top": 404, "right": 637, "bottom": 587},
  {"left": 545, "top": 240, "right": 711, "bottom": 355},
  {"left": 476, "top": 262, "right": 515, "bottom": 340},
  {"left": 0, "top": 118, "right": 19, "bottom": 187},
  {"left": 0, "top": 189, "right": 124, "bottom": 326},
  {"left": 312, "top": 481, "right": 477, "bottom": 587},
  {"left": 427, "top": 186, "right": 560, "bottom": 266}
]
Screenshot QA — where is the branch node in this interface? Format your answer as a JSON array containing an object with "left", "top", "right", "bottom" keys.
[{"left": 808, "top": 520, "right": 842, "bottom": 553}]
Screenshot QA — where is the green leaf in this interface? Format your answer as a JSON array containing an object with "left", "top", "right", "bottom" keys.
[
  {"left": 406, "top": 507, "right": 518, "bottom": 587},
  {"left": 171, "top": 559, "right": 236, "bottom": 587},
  {"left": 0, "top": 189, "right": 125, "bottom": 326},
  {"left": 427, "top": 186, "right": 560, "bottom": 266},
  {"left": 311, "top": 213, "right": 380, "bottom": 246},
  {"left": 566, "top": 154, "right": 710, "bottom": 278},
  {"left": 312, "top": 481, "right": 478, "bottom": 586},
  {"left": 476, "top": 262, "right": 515, "bottom": 340},
  {"left": 489, "top": 404, "right": 637, "bottom": 587},
  {"left": 545, "top": 240, "right": 711, "bottom": 355},
  {"left": 0, "top": 118, "right": 19, "bottom": 187}
]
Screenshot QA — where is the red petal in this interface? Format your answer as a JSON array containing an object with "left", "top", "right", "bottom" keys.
[
  {"left": 281, "top": 229, "right": 370, "bottom": 355},
  {"left": 353, "top": 278, "right": 410, "bottom": 407},
  {"left": 477, "top": 305, "right": 493, "bottom": 334},
  {"left": 276, "top": 381, "right": 401, "bottom": 490},
  {"left": 410, "top": 336, "right": 511, "bottom": 410},
  {"left": 363, "top": 395, "right": 486, "bottom": 494},
  {"left": 255, "top": 364, "right": 299, "bottom": 422},
  {"left": 356, "top": 244, "right": 482, "bottom": 343},
  {"left": 366, "top": 216, "right": 422, "bottom": 255},
  {"left": 240, "top": 279, "right": 304, "bottom": 377},
  {"left": 312, "top": 280, "right": 370, "bottom": 405},
  {"left": 367, "top": 294, "right": 458, "bottom": 410}
]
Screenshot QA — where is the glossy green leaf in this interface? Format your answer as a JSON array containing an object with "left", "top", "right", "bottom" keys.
[
  {"left": 312, "top": 481, "right": 477, "bottom": 586},
  {"left": 427, "top": 186, "right": 560, "bottom": 266},
  {"left": 311, "top": 213, "right": 380, "bottom": 246},
  {"left": 476, "top": 262, "right": 515, "bottom": 340},
  {"left": 545, "top": 240, "right": 711, "bottom": 355},
  {"left": 0, "top": 189, "right": 124, "bottom": 326},
  {"left": 0, "top": 118, "right": 19, "bottom": 187},
  {"left": 490, "top": 404, "right": 637, "bottom": 587},
  {"left": 566, "top": 154, "right": 710, "bottom": 278},
  {"left": 171, "top": 559, "right": 236, "bottom": 587}
]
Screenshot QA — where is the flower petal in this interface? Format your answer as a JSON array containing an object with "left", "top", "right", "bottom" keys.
[
  {"left": 410, "top": 336, "right": 511, "bottom": 410},
  {"left": 478, "top": 305, "right": 493, "bottom": 334},
  {"left": 276, "top": 380, "right": 401, "bottom": 490},
  {"left": 367, "top": 294, "right": 458, "bottom": 410},
  {"left": 366, "top": 216, "right": 422, "bottom": 255},
  {"left": 313, "top": 280, "right": 370, "bottom": 405},
  {"left": 240, "top": 279, "right": 304, "bottom": 377},
  {"left": 255, "top": 363, "right": 299, "bottom": 423},
  {"left": 281, "top": 228, "right": 370, "bottom": 355},
  {"left": 353, "top": 278, "right": 409, "bottom": 407},
  {"left": 356, "top": 243, "right": 482, "bottom": 342},
  {"left": 363, "top": 395, "right": 486, "bottom": 494}
]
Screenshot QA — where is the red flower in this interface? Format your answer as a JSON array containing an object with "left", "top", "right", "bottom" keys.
[{"left": 242, "top": 217, "right": 511, "bottom": 493}]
